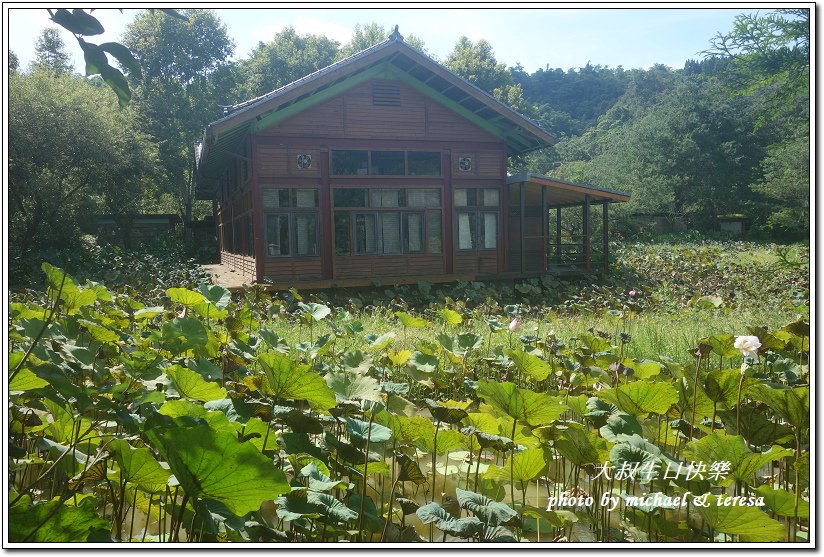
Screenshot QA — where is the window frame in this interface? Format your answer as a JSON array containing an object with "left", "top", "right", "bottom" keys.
[
  {"left": 330, "top": 149, "right": 442, "bottom": 177},
  {"left": 262, "top": 186, "right": 320, "bottom": 259}
]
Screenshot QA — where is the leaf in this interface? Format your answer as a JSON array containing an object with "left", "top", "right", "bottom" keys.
[
  {"left": 476, "top": 380, "right": 567, "bottom": 427},
  {"left": 599, "top": 412, "right": 643, "bottom": 443},
  {"left": 408, "top": 351, "right": 439, "bottom": 373},
  {"left": 703, "top": 368, "right": 752, "bottom": 407},
  {"left": 395, "top": 452, "right": 427, "bottom": 485},
  {"left": 99, "top": 63, "right": 132, "bottom": 108},
  {"left": 107, "top": 439, "right": 172, "bottom": 494},
  {"left": 756, "top": 484, "right": 809, "bottom": 518},
  {"left": 166, "top": 287, "right": 208, "bottom": 307},
  {"left": 455, "top": 488, "right": 518, "bottom": 526},
  {"left": 396, "top": 311, "right": 428, "bottom": 328},
  {"left": 490, "top": 447, "right": 546, "bottom": 483},
  {"left": 598, "top": 381, "right": 678, "bottom": 416},
  {"left": 306, "top": 491, "right": 358, "bottom": 522},
  {"left": 505, "top": 349, "right": 552, "bottom": 381},
  {"left": 325, "top": 370, "right": 382, "bottom": 404},
  {"left": 298, "top": 302, "right": 331, "bottom": 322},
  {"left": 365, "top": 332, "right": 395, "bottom": 351},
  {"left": 299, "top": 462, "right": 350, "bottom": 492},
  {"left": 696, "top": 495, "right": 784, "bottom": 542},
  {"left": 165, "top": 365, "right": 227, "bottom": 403},
  {"left": 425, "top": 399, "right": 469, "bottom": 424},
  {"left": 344, "top": 417, "right": 392, "bottom": 445},
  {"left": 146, "top": 424, "right": 290, "bottom": 516},
  {"left": 387, "top": 349, "right": 412, "bottom": 367},
  {"left": 50, "top": 9, "right": 104, "bottom": 36},
  {"left": 556, "top": 423, "right": 604, "bottom": 466},
  {"left": 258, "top": 352, "right": 336, "bottom": 411},
  {"left": 99, "top": 42, "right": 142, "bottom": 78},
  {"left": 9, "top": 369, "right": 49, "bottom": 392},
  {"left": 157, "top": 317, "right": 208, "bottom": 354},
  {"left": 133, "top": 306, "right": 165, "bottom": 320},
  {"left": 748, "top": 384, "right": 809, "bottom": 431},
  {"left": 9, "top": 496, "right": 110, "bottom": 542},
  {"left": 414, "top": 429, "right": 465, "bottom": 455},
  {"left": 438, "top": 308, "right": 463, "bottom": 326},
  {"left": 416, "top": 502, "right": 482, "bottom": 538}
]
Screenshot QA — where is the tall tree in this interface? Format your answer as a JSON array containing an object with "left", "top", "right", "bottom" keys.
[
  {"left": 235, "top": 27, "right": 339, "bottom": 100},
  {"left": 705, "top": 8, "right": 810, "bottom": 126},
  {"left": 9, "top": 50, "right": 19, "bottom": 72},
  {"left": 123, "top": 9, "right": 235, "bottom": 222},
  {"left": 444, "top": 36, "right": 537, "bottom": 118},
  {"left": 338, "top": 22, "right": 428, "bottom": 59},
  {"left": 9, "top": 70, "right": 159, "bottom": 254},
  {"left": 32, "top": 27, "right": 73, "bottom": 76}
]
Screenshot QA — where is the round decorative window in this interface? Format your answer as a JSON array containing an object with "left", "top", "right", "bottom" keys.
[
  {"left": 296, "top": 154, "right": 312, "bottom": 169},
  {"left": 458, "top": 157, "right": 472, "bottom": 171}
]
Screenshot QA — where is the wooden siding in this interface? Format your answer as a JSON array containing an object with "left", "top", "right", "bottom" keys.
[
  {"left": 451, "top": 150, "right": 504, "bottom": 179},
  {"left": 263, "top": 258, "right": 323, "bottom": 282},
  {"left": 333, "top": 254, "right": 444, "bottom": 280},
  {"left": 258, "top": 81, "right": 499, "bottom": 143},
  {"left": 454, "top": 252, "right": 498, "bottom": 275}
]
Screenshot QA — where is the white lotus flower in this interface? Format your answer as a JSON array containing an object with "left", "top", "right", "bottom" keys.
[
  {"left": 734, "top": 335, "right": 761, "bottom": 358},
  {"left": 508, "top": 317, "right": 520, "bottom": 332}
]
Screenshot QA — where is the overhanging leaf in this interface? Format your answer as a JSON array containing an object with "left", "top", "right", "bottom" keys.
[
  {"left": 146, "top": 424, "right": 289, "bottom": 516},
  {"left": 696, "top": 495, "right": 784, "bottom": 542},
  {"left": 258, "top": 352, "right": 336, "bottom": 411}
]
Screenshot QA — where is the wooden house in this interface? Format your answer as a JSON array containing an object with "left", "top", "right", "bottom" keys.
[{"left": 195, "top": 31, "right": 629, "bottom": 288}]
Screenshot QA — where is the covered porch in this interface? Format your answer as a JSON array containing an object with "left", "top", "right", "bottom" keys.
[{"left": 506, "top": 172, "right": 630, "bottom": 276}]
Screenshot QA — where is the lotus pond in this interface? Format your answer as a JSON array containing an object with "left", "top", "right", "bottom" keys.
[{"left": 7, "top": 240, "right": 811, "bottom": 544}]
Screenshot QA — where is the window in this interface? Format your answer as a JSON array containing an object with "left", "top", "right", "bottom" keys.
[
  {"left": 266, "top": 213, "right": 318, "bottom": 256},
  {"left": 263, "top": 188, "right": 318, "bottom": 209},
  {"left": 330, "top": 150, "right": 441, "bottom": 177},
  {"left": 263, "top": 187, "right": 319, "bottom": 257},
  {"left": 371, "top": 151, "right": 405, "bottom": 176},
  {"left": 408, "top": 152, "right": 441, "bottom": 176},
  {"left": 332, "top": 150, "right": 369, "bottom": 175},
  {"left": 333, "top": 187, "right": 442, "bottom": 256},
  {"left": 457, "top": 211, "right": 497, "bottom": 250},
  {"left": 455, "top": 188, "right": 499, "bottom": 251}
]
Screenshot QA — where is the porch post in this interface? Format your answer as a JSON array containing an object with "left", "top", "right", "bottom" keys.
[
  {"left": 555, "top": 207, "right": 562, "bottom": 265},
  {"left": 583, "top": 195, "right": 591, "bottom": 273},
  {"left": 541, "top": 184, "right": 547, "bottom": 273},
  {"left": 602, "top": 201, "right": 610, "bottom": 275},
  {"left": 520, "top": 182, "right": 526, "bottom": 274}
]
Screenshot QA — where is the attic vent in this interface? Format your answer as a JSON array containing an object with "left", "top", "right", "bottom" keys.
[{"left": 372, "top": 81, "right": 401, "bottom": 107}]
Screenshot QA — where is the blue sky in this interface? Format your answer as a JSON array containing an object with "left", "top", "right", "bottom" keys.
[{"left": 7, "top": 6, "right": 760, "bottom": 74}]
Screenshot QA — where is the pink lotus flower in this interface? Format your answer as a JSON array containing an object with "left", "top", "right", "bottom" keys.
[
  {"left": 508, "top": 318, "right": 520, "bottom": 332},
  {"left": 629, "top": 290, "right": 637, "bottom": 297},
  {"left": 734, "top": 335, "right": 761, "bottom": 358}
]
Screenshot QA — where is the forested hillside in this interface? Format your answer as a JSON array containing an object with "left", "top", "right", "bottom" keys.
[{"left": 8, "top": 9, "right": 810, "bottom": 261}]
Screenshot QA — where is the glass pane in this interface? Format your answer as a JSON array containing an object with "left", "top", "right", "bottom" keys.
[
  {"left": 458, "top": 212, "right": 476, "bottom": 250},
  {"left": 481, "top": 189, "right": 500, "bottom": 207},
  {"left": 295, "top": 214, "right": 318, "bottom": 255},
  {"left": 454, "top": 189, "right": 467, "bottom": 207},
  {"left": 295, "top": 189, "right": 317, "bottom": 208},
  {"left": 263, "top": 188, "right": 287, "bottom": 209},
  {"left": 371, "top": 188, "right": 403, "bottom": 207},
  {"left": 266, "top": 214, "right": 290, "bottom": 256},
  {"left": 407, "top": 188, "right": 441, "bottom": 207},
  {"left": 332, "top": 150, "right": 368, "bottom": 175},
  {"left": 482, "top": 212, "right": 498, "bottom": 249},
  {"left": 404, "top": 213, "right": 423, "bottom": 253},
  {"left": 381, "top": 212, "right": 401, "bottom": 254},
  {"left": 334, "top": 212, "right": 350, "bottom": 256},
  {"left": 371, "top": 151, "right": 405, "bottom": 175},
  {"left": 408, "top": 151, "right": 441, "bottom": 176},
  {"left": 426, "top": 210, "right": 442, "bottom": 253},
  {"left": 334, "top": 188, "right": 368, "bottom": 207},
  {"left": 355, "top": 213, "right": 377, "bottom": 254}
]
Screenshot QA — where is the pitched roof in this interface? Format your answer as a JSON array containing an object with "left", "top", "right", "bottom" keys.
[{"left": 196, "top": 32, "right": 556, "bottom": 194}]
